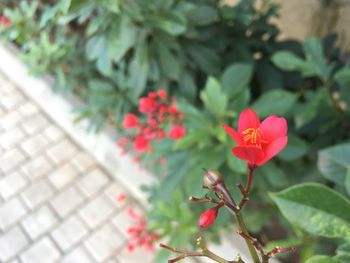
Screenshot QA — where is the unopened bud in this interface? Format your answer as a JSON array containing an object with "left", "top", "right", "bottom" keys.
[
  {"left": 199, "top": 207, "right": 218, "bottom": 228},
  {"left": 203, "top": 169, "right": 224, "bottom": 190}
]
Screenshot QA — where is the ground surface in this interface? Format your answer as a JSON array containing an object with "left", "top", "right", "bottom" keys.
[{"left": 0, "top": 72, "right": 153, "bottom": 263}]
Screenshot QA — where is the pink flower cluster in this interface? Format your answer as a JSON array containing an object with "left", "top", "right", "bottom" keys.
[
  {"left": 118, "top": 89, "right": 186, "bottom": 155},
  {"left": 126, "top": 208, "right": 159, "bottom": 253}
]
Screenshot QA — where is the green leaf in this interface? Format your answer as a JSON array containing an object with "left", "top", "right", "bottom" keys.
[
  {"left": 318, "top": 143, "right": 350, "bottom": 187},
  {"left": 279, "top": 134, "right": 308, "bottom": 161},
  {"left": 221, "top": 63, "right": 253, "bottom": 98},
  {"left": 336, "top": 242, "right": 350, "bottom": 262},
  {"left": 252, "top": 90, "right": 297, "bottom": 117},
  {"left": 156, "top": 40, "right": 180, "bottom": 80},
  {"left": 153, "top": 12, "right": 187, "bottom": 35},
  {"left": 85, "top": 35, "right": 106, "bottom": 60},
  {"left": 68, "top": 0, "right": 91, "bottom": 13},
  {"left": 334, "top": 67, "right": 350, "bottom": 87},
  {"left": 270, "top": 183, "right": 350, "bottom": 240},
  {"left": 258, "top": 162, "right": 288, "bottom": 188},
  {"left": 200, "top": 77, "right": 228, "bottom": 116},
  {"left": 346, "top": 170, "right": 350, "bottom": 196},
  {"left": 303, "top": 37, "right": 328, "bottom": 79},
  {"left": 305, "top": 255, "right": 340, "bottom": 263},
  {"left": 226, "top": 148, "right": 248, "bottom": 174},
  {"left": 294, "top": 89, "right": 327, "bottom": 128},
  {"left": 272, "top": 51, "right": 306, "bottom": 71},
  {"left": 188, "top": 5, "right": 218, "bottom": 26},
  {"left": 94, "top": 0, "right": 119, "bottom": 13}
]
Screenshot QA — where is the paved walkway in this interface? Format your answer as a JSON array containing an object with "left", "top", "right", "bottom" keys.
[{"left": 0, "top": 72, "right": 153, "bottom": 263}]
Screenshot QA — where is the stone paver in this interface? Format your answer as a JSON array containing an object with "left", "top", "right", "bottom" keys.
[
  {"left": 84, "top": 224, "right": 124, "bottom": 262},
  {"left": 0, "top": 72, "right": 151, "bottom": 263},
  {"left": 51, "top": 215, "right": 88, "bottom": 252},
  {"left": 0, "top": 197, "right": 27, "bottom": 230},
  {"left": 0, "top": 226, "right": 29, "bottom": 262},
  {"left": 22, "top": 205, "right": 58, "bottom": 240},
  {"left": 20, "top": 237, "right": 61, "bottom": 263}
]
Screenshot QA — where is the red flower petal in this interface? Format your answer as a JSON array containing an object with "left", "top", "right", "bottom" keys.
[
  {"left": 238, "top": 109, "right": 260, "bottom": 134},
  {"left": 222, "top": 125, "right": 242, "bottom": 145},
  {"left": 257, "top": 136, "right": 288, "bottom": 166},
  {"left": 232, "top": 145, "right": 264, "bottom": 166},
  {"left": 259, "top": 116, "right": 287, "bottom": 142}
]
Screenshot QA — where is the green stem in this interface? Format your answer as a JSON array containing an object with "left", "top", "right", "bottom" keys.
[
  {"left": 202, "top": 249, "right": 231, "bottom": 263},
  {"left": 235, "top": 212, "right": 261, "bottom": 263}
]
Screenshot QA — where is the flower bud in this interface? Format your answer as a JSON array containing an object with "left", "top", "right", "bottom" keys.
[
  {"left": 199, "top": 207, "right": 218, "bottom": 228},
  {"left": 202, "top": 169, "right": 224, "bottom": 190}
]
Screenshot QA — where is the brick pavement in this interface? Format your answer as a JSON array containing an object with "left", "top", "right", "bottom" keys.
[{"left": 0, "top": 73, "right": 154, "bottom": 263}]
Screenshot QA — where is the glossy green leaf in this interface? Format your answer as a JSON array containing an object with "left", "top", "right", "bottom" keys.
[
  {"left": 318, "top": 143, "right": 350, "bottom": 186},
  {"left": 271, "top": 51, "right": 305, "bottom": 71},
  {"left": 200, "top": 77, "right": 228, "bottom": 116},
  {"left": 270, "top": 183, "right": 350, "bottom": 240},
  {"left": 305, "top": 255, "right": 340, "bottom": 263},
  {"left": 221, "top": 63, "right": 253, "bottom": 98},
  {"left": 252, "top": 90, "right": 297, "bottom": 117},
  {"left": 153, "top": 12, "right": 187, "bottom": 35}
]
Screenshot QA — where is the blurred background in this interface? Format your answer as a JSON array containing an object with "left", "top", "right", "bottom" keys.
[{"left": 0, "top": 0, "right": 350, "bottom": 263}]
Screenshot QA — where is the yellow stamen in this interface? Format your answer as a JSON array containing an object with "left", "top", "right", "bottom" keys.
[{"left": 242, "top": 128, "right": 266, "bottom": 146}]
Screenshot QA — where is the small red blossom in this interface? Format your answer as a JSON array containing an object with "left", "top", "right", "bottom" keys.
[
  {"left": 168, "top": 125, "right": 186, "bottom": 140},
  {"left": 117, "top": 193, "right": 127, "bottom": 204},
  {"left": 122, "top": 113, "right": 138, "bottom": 129},
  {"left": 223, "top": 109, "right": 288, "bottom": 167},
  {"left": 139, "top": 97, "right": 157, "bottom": 113},
  {"left": 168, "top": 106, "right": 177, "bottom": 114},
  {"left": 157, "top": 89, "right": 167, "bottom": 99},
  {"left": 0, "top": 16, "right": 10, "bottom": 27},
  {"left": 125, "top": 208, "right": 159, "bottom": 253},
  {"left": 159, "top": 157, "right": 166, "bottom": 164},
  {"left": 199, "top": 207, "right": 218, "bottom": 228},
  {"left": 133, "top": 136, "right": 148, "bottom": 152}
]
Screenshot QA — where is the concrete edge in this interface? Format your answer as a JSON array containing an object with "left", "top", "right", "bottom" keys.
[
  {"left": 0, "top": 41, "right": 156, "bottom": 207},
  {"left": 0, "top": 41, "right": 280, "bottom": 263}
]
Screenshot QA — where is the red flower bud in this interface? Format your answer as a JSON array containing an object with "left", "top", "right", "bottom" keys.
[
  {"left": 122, "top": 113, "right": 138, "bottom": 129},
  {"left": 199, "top": 207, "right": 218, "bottom": 228},
  {"left": 168, "top": 124, "right": 186, "bottom": 140},
  {"left": 139, "top": 97, "right": 157, "bottom": 113}
]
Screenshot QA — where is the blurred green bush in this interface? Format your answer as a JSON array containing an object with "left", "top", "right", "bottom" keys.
[{"left": 1, "top": 0, "right": 350, "bottom": 262}]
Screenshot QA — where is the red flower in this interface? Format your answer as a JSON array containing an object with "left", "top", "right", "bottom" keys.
[
  {"left": 139, "top": 97, "right": 157, "bottom": 113},
  {"left": 223, "top": 109, "right": 288, "bottom": 167},
  {"left": 168, "top": 124, "right": 186, "bottom": 140},
  {"left": 199, "top": 207, "right": 218, "bottom": 228},
  {"left": 157, "top": 89, "right": 167, "bottom": 99},
  {"left": 0, "top": 16, "right": 10, "bottom": 27},
  {"left": 133, "top": 136, "right": 148, "bottom": 152},
  {"left": 122, "top": 113, "right": 138, "bottom": 129}
]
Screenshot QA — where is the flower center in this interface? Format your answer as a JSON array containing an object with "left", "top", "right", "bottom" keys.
[{"left": 242, "top": 128, "right": 267, "bottom": 146}]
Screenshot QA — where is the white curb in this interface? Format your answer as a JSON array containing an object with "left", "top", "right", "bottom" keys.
[{"left": 0, "top": 42, "right": 156, "bottom": 207}]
